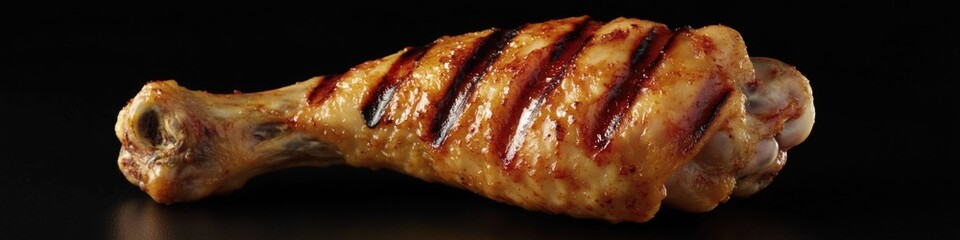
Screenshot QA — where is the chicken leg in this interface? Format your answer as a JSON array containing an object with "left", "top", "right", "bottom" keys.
[{"left": 115, "top": 16, "right": 814, "bottom": 222}]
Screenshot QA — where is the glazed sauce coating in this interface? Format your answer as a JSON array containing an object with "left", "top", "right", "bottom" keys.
[
  {"left": 498, "top": 20, "right": 600, "bottom": 169},
  {"left": 361, "top": 45, "right": 433, "bottom": 127},
  {"left": 307, "top": 74, "right": 343, "bottom": 105},
  {"left": 589, "top": 26, "right": 677, "bottom": 152},
  {"left": 430, "top": 28, "right": 520, "bottom": 147}
]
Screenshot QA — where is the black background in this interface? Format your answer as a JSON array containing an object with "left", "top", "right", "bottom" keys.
[{"left": 2, "top": 2, "right": 957, "bottom": 239}]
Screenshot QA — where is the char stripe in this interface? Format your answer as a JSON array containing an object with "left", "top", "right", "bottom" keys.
[
  {"left": 683, "top": 90, "right": 732, "bottom": 154},
  {"left": 308, "top": 74, "right": 344, "bottom": 105},
  {"left": 590, "top": 26, "right": 680, "bottom": 152},
  {"left": 361, "top": 45, "right": 432, "bottom": 128},
  {"left": 430, "top": 28, "right": 520, "bottom": 147},
  {"left": 499, "top": 20, "right": 599, "bottom": 168}
]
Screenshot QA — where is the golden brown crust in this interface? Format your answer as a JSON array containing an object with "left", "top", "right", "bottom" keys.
[{"left": 115, "top": 16, "right": 814, "bottom": 223}]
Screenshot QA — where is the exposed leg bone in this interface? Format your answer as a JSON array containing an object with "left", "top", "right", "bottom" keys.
[
  {"left": 735, "top": 57, "right": 815, "bottom": 197},
  {"left": 113, "top": 17, "right": 815, "bottom": 222},
  {"left": 665, "top": 57, "right": 815, "bottom": 209},
  {"left": 116, "top": 79, "right": 345, "bottom": 203}
]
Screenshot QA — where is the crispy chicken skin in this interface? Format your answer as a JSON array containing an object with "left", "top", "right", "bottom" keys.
[{"left": 115, "top": 16, "right": 814, "bottom": 222}]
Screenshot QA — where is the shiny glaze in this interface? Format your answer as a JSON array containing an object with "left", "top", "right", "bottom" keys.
[
  {"left": 361, "top": 45, "right": 432, "bottom": 128},
  {"left": 430, "top": 28, "right": 519, "bottom": 147},
  {"left": 299, "top": 18, "right": 756, "bottom": 221},
  {"left": 115, "top": 17, "right": 814, "bottom": 223},
  {"left": 497, "top": 20, "right": 598, "bottom": 169},
  {"left": 307, "top": 74, "right": 343, "bottom": 105},
  {"left": 589, "top": 26, "right": 675, "bottom": 153}
]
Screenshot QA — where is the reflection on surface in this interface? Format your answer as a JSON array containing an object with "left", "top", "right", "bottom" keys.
[
  {"left": 110, "top": 167, "right": 808, "bottom": 239},
  {"left": 112, "top": 199, "right": 171, "bottom": 240}
]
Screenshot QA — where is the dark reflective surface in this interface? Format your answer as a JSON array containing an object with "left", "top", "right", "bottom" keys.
[
  {"left": 2, "top": 3, "right": 956, "bottom": 239},
  {"left": 107, "top": 168, "right": 708, "bottom": 240},
  {"left": 105, "top": 173, "right": 772, "bottom": 239}
]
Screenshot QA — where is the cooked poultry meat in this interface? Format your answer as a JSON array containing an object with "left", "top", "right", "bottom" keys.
[{"left": 115, "top": 16, "right": 814, "bottom": 222}]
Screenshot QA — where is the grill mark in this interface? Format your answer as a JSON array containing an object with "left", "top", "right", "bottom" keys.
[
  {"left": 589, "top": 26, "right": 681, "bottom": 152},
  {"left": 430, "top": 28, "right": 519, "bottom": 147},
  {"left": 682, "top": 90, "right": 732, "bottom": 154},
  {"left": 498, "top": 20, "right": 599, "bottom": 168},
  {"left": 360, "top": 45, "right": 432, "bottom": 128},
  {"left": 307, "top": 74, "right": 344, "bottom": 105}
]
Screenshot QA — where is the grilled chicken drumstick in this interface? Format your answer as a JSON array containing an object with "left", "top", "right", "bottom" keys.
[{"left": 115, "top": 16, "right": 814, "bottom": 222}]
